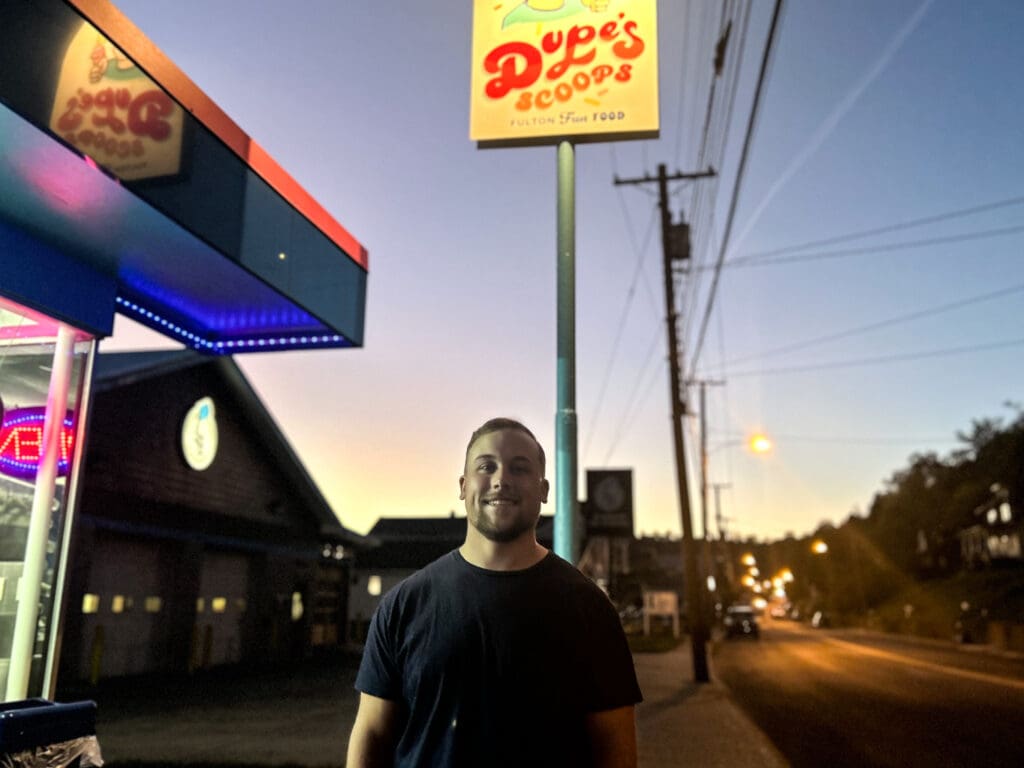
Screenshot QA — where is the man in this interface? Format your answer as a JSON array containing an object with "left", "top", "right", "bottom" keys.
[{"left": 347, "top": 417, "right": 642, "bottom": 767}]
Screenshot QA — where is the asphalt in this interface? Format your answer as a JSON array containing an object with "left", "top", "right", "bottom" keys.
[{"left": 58, "top": 638, "right": 788, "bottom": 767}]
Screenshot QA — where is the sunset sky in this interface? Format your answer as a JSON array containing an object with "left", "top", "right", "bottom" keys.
[{"left": 104, "top": 0, "right": 1024, "bottom": 542}]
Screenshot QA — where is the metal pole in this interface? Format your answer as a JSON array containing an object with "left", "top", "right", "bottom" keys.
[
  {"left": 554, "top": 140, "right": 577, "bottom": 563},
  {"left": 6, "top": 324, "right": 76, "bottom": 700},
  {"left": 44, "top": 338, "right": 97, "bottom": 698}
]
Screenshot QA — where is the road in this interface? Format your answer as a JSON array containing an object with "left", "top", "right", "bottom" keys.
[{"left": 713, "top": 618, "right": 1024, "bottom": 768}]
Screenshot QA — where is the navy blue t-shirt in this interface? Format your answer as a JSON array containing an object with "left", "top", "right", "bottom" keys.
[{"left": 355, "top": 550, "right": 642, "bottom": 767}]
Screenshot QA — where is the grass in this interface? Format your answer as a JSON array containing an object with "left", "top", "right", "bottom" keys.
[{"left": 627, "top": 631, "right": 684, "bottom": 653}]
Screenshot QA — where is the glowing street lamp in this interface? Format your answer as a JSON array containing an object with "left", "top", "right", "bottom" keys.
[{"left": 811, "top": 539, "right": 829, "bottom": 555}]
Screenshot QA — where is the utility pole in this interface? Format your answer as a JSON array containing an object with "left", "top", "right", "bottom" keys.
[
  {"left": 692, "top": 378, "right": 725, "bottom": 545},
  {"left": 615, "top": 163, "right": 715, "bottom": 683},
  {"left": 710, "top": 481, "right": 734, "bottom": 599},
  {"left": 711, "top": 482, "right": 732, "bottom": 540},
  {"left": 693, "top": 378, "right": 724, "bottom": 629}
]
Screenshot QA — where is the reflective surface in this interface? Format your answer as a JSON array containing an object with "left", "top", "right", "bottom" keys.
[
  {"left": 0, "top": 0, "right": 366, "bottom": 350},
  {"left": 0, "top": 294, "right": 93, "bottom": 700}
]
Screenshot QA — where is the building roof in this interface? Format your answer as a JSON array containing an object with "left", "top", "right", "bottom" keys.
[
  {"left": 91, "top": 350, "right": 369, "bottom": 547},
  {"left": 357, "top": 515, "right": 555, "bottom": 570}
]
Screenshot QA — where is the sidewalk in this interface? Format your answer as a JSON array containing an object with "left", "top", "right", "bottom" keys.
[
  {"left": 635, "top": 640, "right": 789, "bottom": 767},
  {"left": 79, "top": 641, "right": 787, "bottom": 766}
]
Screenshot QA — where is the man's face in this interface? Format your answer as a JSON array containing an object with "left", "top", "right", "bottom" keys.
[{"left": 460, "top": 428, "right": 549, "bottom": 543}]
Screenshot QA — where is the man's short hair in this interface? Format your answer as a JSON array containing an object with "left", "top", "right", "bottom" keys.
[{"left": 465, "top": 418, "right": 546, "bottom": 476}]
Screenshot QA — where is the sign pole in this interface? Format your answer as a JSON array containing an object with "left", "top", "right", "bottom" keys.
[{"left": 554, "top": 139, "right": 577, "bottom": 563}]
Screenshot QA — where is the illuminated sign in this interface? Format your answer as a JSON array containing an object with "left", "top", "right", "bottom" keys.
[
  {"left": 181, "top": 397, "right": 218, "bottom": 471},
  {"left": 469, "top": 0, "right": 659, "bottom": 146},
  {"left": 0, "top": 407, "right": 76, "bottom": 481},
  {"left": 49, "top": 22, "right": 185, "bottom": 181}
]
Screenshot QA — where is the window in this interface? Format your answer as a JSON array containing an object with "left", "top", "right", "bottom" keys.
[
  {"left": 111, "top": 595, "right": 125, "bottom": 614},
  {"left": 82, "top": 594, "right": 100, "bottom": 614},
  {"left": 196, "top": 597, "right": 205, "bottom": 613},
  {"left": 211, "top": 597, "right": 227, "bottom": 613},
  {"left": 368, "top": 575, "right": 382, "bottom": 596},
  {"left": 291, "top": 592, "right": 304, "bottom": 622},
  {"left": 144, "top": 596, "right": 162, "bottom": 613}
]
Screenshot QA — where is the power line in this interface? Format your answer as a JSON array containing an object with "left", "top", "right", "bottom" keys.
[
  {"left": 709, "top": 281, "right": 1024, "bottom": 369},
  {"left": 707, "top": 429, "right": 958, "bottom": 446},
  {"left": 726, "top": 0, "right": 937, "bottom": 256},
  {"left": 583, "top": 206, "right": 659, "bottom": 461},
  {"left": 730, "top": 194, "right": 1024, "bottom": 261},
  {"left": 601, "top": 327, "right": 665, "bottom": 464},
  {"left": 711, "top": 222, "right": 1024, "bottom": 270},
  {"left": 688, "top": 0, "right": 785, "bottom": 378},
  {"left": 725, "top": 337, "right": 1024, "bottom": 378},
  {"left": 762, "top": 433, "right": 961, "bottom": 446}
]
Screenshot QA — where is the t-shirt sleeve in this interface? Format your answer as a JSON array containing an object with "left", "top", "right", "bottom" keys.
[
  {"left": 354, "top": 595, "right": 402, "bottom": 700},
  {"left": 582, "top": 590, "right": 643, "bottom": 712}
]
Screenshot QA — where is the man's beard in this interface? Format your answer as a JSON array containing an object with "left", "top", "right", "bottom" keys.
[{"left": 469, "top": 506, "right": 537, "bottom": 543}]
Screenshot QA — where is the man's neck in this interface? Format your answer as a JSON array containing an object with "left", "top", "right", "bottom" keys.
[{"left": 460, "top": 531, "right": 548, "bottom": 572}]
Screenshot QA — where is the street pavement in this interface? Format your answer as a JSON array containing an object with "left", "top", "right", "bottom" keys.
[
  {"left": 70, "top": 638, "right": 787, "bottom": 767},
  {"left": 636, "top": 640, "right": 788, "bottom": 768}
]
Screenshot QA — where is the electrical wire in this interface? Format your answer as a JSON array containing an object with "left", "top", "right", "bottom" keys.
[
  {"left": 601, "top": 327, "right": 666, "bottom": 464},
  {"left": 708, "top": 281, "right": 1024, "bottom": 369},
  {"left": 713, "top": 222, "right": 1024, "bottom": 270},
  {"left": 731, "top": 194, "right": 1024, "bottom": 261},
  {"left": 583, "top": 205, "right": 659, "bottom": 461},
  {"left": 725, "top": 337, "right": 1024, "bottom": 378},
  {"left": 688, "top": 0, "right": 785, "bottom": 378}
]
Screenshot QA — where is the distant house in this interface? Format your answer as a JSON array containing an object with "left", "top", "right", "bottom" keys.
[
  {"left": 350, "top": 514, "right": 554, "bottom": 640},
  {"left": 959, "top": 487, "right": 1023, "bottom": 568},
  {"left": 58, "top": 350, "right": 369, "bottom": 684}
]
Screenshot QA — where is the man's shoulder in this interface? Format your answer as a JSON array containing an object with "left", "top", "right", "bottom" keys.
[
  {"left": 379, "top": 549, "right": 462, "bottom": 604},
  {"left": 544, "top": 552, "right": 609, "bottom": 590}
]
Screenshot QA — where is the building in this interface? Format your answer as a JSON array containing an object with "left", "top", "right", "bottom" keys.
[
  {"left": 0, "top": 0, "right": 367, "bottom": 700},
  {"left": 54, "top": 351, "right": 367, "bottom": 684},
  {"left": 959, "top": 487, "right": 1023, "bottom": 569}
]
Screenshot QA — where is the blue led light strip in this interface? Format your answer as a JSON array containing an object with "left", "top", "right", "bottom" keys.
[{"left": 115, "top": 297, "right": 345, "bottom": 353}]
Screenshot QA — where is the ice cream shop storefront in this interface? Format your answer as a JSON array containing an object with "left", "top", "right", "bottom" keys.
[{"left": 0, "top": 0, "right": 367, "bottom": 701}]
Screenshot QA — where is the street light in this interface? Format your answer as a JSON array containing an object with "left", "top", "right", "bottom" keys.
[{"left": 812, "top": 539, "right": 829, "bottom": 555}]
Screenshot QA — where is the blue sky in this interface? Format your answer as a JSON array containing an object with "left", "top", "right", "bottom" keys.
[{"left": 105, "top": 0, "right": 1024, "bottom": 541}]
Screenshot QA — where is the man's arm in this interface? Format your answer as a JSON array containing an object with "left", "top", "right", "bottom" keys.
[
  {"left": 585, "top": 704, "right": 638, "bottom": 768},
  {"left": 346, "top": 692, "right": 400, "bottom": 768}
]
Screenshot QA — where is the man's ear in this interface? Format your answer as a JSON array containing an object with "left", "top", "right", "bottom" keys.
[
  {"left": 540, "top": 477, "right": 550, "bottom": 503},
  {"left": 459, "top": 475, "right": 466, "bottom": 500}
]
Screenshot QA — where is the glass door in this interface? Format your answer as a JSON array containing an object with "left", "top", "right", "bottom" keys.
[{"left": 0, "top": 294, "right": 95, "bottom": 701}]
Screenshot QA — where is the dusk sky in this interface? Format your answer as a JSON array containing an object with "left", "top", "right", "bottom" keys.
[{"left": 104, "top": 0, "right": 1024, "bottom": 542}]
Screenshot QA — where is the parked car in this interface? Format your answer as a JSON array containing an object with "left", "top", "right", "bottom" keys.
[{"left": 723, "top": 604, "right": 760, "bottom": 639}]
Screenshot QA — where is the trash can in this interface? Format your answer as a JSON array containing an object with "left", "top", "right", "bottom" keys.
[{"left": 0, "top": 698, "right": 101, "bottom": 768}]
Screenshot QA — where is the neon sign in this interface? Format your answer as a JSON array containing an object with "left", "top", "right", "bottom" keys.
[{"left": 0, "top": 407, "right": 76, "bottom": 481}]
